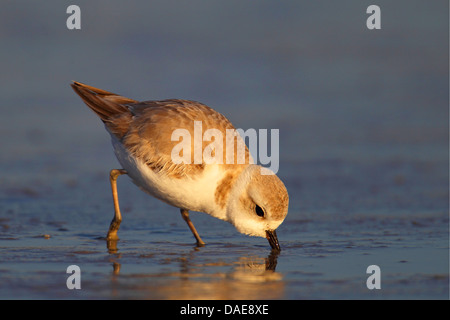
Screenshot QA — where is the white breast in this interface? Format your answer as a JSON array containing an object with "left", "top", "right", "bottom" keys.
[{"left": 110, "top": 136, "right": 226, "bottom": 220}]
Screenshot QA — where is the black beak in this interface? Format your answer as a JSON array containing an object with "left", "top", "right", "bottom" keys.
[{"left": 266, "top": 230, "right": 281, "bottom": 251}]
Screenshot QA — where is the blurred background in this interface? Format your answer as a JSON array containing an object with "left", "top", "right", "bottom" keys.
[{"left": 0, "top": 0, "right": 448, "bottom": 299}]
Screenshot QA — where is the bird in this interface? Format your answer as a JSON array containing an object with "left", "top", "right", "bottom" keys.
[{"left": 71, "top": 81, "right": 289, "bottom": 250}]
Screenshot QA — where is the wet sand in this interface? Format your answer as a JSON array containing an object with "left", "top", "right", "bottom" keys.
[{"left": 0, "top": 154, "right": 447, "bottom": 299}]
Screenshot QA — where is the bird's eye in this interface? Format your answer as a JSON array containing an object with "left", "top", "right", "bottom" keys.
[{"left": 255, "top": 205, "right": 265, "bottom": 218}]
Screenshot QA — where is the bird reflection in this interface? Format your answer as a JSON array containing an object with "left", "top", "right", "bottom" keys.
[
  {"left": 266, "top": 250, "right": 279, "bottom": 271},
  {"left": 227, "top": 254, "right": 282, "bottom": 284},
  {"left": 107, "top": 246, "right": 284, "bottom": 299},
  {"left": 107, "top": 239, "right": 119, "bottom": 254}
]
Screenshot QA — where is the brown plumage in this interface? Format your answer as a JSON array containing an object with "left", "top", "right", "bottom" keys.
[
  {"left": 71, "top": 81, "right": 251, "bottom": 179},
  {"left": 71, "top": 81, "right": 288, "bottom": 250}
]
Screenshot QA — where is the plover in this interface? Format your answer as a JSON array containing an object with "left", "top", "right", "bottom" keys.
[{"left": 71, "top": 81, "right": 289, "bottom": 250}]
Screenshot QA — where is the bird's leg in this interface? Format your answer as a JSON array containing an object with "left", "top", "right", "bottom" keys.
[
  {"left": 106, "top": 169, "right": 127, "bottom": 241},
  {"left": 180, "top": 209, "right": 205, "bottom": 247}
]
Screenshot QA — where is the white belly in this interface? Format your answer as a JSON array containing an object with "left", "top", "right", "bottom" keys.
[{"left": 111, "top": 136, "right": 224, "bottom": 217}]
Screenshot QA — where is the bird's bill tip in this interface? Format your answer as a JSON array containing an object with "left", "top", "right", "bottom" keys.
[{"left": 266, "top": 229, "right": 281, "bottom": 251}]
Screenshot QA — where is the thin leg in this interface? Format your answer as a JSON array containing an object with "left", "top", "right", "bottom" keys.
[
  {"left": 180, "top": 209, "right": 205, "bottom": 246},
  {"left": 106, "top": 169, "right": 127, "bottom": 240}
]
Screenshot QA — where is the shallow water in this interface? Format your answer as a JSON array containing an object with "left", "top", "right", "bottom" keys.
[
  {"left": 0, "top": 155, "right": 447, "bottom": 299},
  {"left": 0, "top": 0, "right": 448, "bottom": 299}
]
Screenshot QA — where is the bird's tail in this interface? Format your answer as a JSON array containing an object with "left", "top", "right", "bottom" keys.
[{"left": 71, "top": 81, "right": 138, "bottom": 122}]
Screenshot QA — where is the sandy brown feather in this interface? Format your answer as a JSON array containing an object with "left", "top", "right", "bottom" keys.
[
  {"left": 122, "top": 100, "right": 251, "bottom": 178},
  {"left": 72, "top": 82, "right": 251, "bottom": 179},
  {"left": 71, "top": 81, "right": 137, "bottom": 123},
  {"left": 214, "top": 166, "right": 247, "bottom": 209}
]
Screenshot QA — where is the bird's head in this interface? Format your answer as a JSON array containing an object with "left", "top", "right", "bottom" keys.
[{"left": 226, "top": 165, "right": 289, "bottom": 251}]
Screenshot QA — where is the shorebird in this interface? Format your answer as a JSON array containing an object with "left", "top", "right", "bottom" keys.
[{"left": 71, "top": 81, "right": 289, "bottom": 250}]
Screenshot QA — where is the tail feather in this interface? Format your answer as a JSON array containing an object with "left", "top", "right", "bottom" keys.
[{"left": 71, "top": 81, "right": 138, "bottom": 122}]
